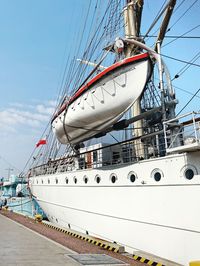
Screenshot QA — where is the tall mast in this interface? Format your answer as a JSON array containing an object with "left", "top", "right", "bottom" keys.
[
  {"left": 123, "top": 0, "right": 143, "bottom": 57},
  {"left": 154, "top": 0, "right": 176, "bottom": 52},
  {"left": 123, "top": 0, "right": 144, "bottom": 159},
  {"left": 154, "top": 0, "right": 176, "bottom": 121},
  {"left": 123, "top": 0, "right": 176, "bottom": 159}
]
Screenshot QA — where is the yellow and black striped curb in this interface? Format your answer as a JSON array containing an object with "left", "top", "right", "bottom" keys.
[
  {"left": 42, "top": 221, "right": 124, "bottom": 253},
  {"left": 132, "top": 254, "right": 165, "bottom": 266}
]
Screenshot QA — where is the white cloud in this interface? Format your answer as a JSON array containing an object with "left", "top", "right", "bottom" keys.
[
  {"left": 36, "top": 104, "right": 55, "bottom": 115},
  {"left": 0, "top": 100, "right": 55, "bottom": 134},
  {"left": 0, "top": 99, "right": 56, "bottom": 176},
  {"left": 46, "top": 100, "right": 57, "bottom": 107}
]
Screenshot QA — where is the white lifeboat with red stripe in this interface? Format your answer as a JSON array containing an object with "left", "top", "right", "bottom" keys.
[{"left": 52, "top": 52, "right": 152, "bottom": 144}]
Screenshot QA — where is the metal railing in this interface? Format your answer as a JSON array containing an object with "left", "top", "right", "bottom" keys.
[
  {"left": 30, "top": 112, "right": 200, "bottom": 178},
  {"left": 30, "top": 135, "right": 168, "bottom": 177},
  {"left": 163, "top": 112, "right": 200, "bottom": 151}
]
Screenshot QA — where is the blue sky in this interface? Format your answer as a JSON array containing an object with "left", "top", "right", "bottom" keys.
[
  {"left": 0, "top": 0, "right": 200, "bottom": 177},
  {"left": 0, "top": 0, "right": 76, "bottom": 176}
]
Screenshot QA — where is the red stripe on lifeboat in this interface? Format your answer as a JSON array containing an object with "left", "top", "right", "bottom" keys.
[{"left": 52, "top": 52, "right": 150, "bottom": 122}]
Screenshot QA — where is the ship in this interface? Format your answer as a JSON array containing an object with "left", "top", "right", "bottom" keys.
[
  {"left": 27, "top": 1, "right": 200, "bottom": 265},
  {"left": 0, "top": 174, "right": 46, "bottom": 218}
]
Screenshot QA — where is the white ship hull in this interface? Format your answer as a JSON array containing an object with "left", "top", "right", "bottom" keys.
[
  {"left": 52, "top": 53, "right": 151, "bottom": 144},
  {"left": 30, "top": 150, "right": 200, "bottom": 265}
]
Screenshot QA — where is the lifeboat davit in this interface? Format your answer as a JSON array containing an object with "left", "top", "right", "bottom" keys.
[{"left": 52, "top": 52, "right": 152, "bottom": 144}]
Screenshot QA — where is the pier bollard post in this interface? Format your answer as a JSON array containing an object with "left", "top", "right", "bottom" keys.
[{"left": 34, "top": 214, "right": 42, "bottom": 222}]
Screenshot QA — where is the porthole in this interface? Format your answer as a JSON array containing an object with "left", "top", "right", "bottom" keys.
[
  {"left": 181, "top": 164, "right": 197, "bottom": 180},
  {"left": 185, "top": 169, "right": 194, "bottom": 180},
  {"left": 36, "top": 180, "right": 38, "bottom": 184},
  {"left": 55, "top": 178, "right": 58, "bottom": 184},
  {"left": 41, "top": 179, "right": 43, "bottom": 184},
  {"left": 128, "top": 171, "right": 137, "bottom": 183},
  {"left": 65, "top": 177, "right": 69, "bottom": 184},
  {"left": 83, "top": 175, "right": 88, "bottom": 184},
  {"left": 110, "top": 173, "right": 117, "bottom": 183},
  {"left": 151, "top": 169, "right": 163, "bottom": 182},
  {"left": 74, "top": 177, "right": 77, "bottom": 184},
  {"left": 154, "top": 172, "right": 161, "bottom": 182},
  {"left": 48, "top": 179, "right": 50, "bottom": 184},
  {"left": 95, "top": 175, "right": 101, "bottom": 184}
]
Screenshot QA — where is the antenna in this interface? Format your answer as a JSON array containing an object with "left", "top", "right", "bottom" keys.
[{"left": 5, "top": 168, "right": 13, "bottom": 179}]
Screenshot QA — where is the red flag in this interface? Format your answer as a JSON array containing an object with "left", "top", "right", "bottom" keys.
[{"left": 36, "top": 139, "right": 47, "bottom": 147}]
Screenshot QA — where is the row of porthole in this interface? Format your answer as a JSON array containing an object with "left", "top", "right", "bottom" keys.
[
  {"left": 32, "top": 167, "right": 196, "bottom": 185},
  {"left": 36, "top": 172, "right": 133, "bottom": 185}
]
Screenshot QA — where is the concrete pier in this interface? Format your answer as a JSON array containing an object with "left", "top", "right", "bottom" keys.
[
  {"left": 0, "top": 214, "right": 81, "bottom": 265},
  {"left": 0, "top": 214, "right": 127, "bottom": 266}
]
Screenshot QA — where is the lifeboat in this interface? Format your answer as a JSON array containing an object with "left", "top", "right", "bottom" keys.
[{"left": 52, "top": 52, "right": 152, "bottom": 144}]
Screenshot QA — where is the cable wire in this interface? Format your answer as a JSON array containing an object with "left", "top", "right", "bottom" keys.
[
  {"left": 161, "top": 52, "right": 200, "bottom": 68},
  {"left": 176, "top": 88, "right": 200, "bottom": 116},
  {"left": 168, "top": 0, "right": 199, "bottom": 31},
  {"left": 163, "top": 24, "right": 200, "bottom": 48}
]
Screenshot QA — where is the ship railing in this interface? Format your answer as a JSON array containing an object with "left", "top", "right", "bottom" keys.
[
  {"left": 76, "top": 139, "right": 166, "bottom": 170},
  {"left": 163, "top": 111, "right": 200, "bottom": 154},
  {"left": 30, "top": 156, "right": 77, "bottom": 177},
  {"left": 30, "top": 134, "right": 167, "bottom": 177}
]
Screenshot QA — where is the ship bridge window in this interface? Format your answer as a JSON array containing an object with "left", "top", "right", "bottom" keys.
[
  {"left": 95, "top": 175, "right": 101, "bottom": 184},
  {"left": 110, "top": 173, "right": 117, "bottom": 183},
  {"left": 93, "top": 151, "right": 97, "bottom": 162},
  {"left": 128, "top": 171, "right": 137, "bottom": 183},
  {"left": 151, "top": 169, "right": 163, "bottom": 182},
  {"left": 83, "top": 175, "right": 88, "bottom": 184}
]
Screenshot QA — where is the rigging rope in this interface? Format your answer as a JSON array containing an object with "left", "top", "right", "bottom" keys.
[
  {"left": 161, "top": 52, "right": 200, "bottom": 68},
  {"left": 172, "top": 51, "right": 200, "bottom": 80},
  {"left": 176, "top": 88, "right": 200, "bottom": 116},
  {"left": 0, "top": 155, "right": 21, "bottom": 173},
  {"left": 143, "top": 1, "right": 169, "bottom": 40},
  {"left": 142, "top": 35, "right": 200, "bottom": 39},
  {"left": 168, "top": 0, "right": 199, "bottom": 31},
  {"left": 145, "top": 0, "right": 199, "bottom": 46},
  {"left": 173, "top": 0, "right": 187, "bottom": 13},
  {"left": 173, "top": 84, "right": 200, "bottom": 99},
  {"left": 163, "top": 24, "right": 200, "bottom": 47}
]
